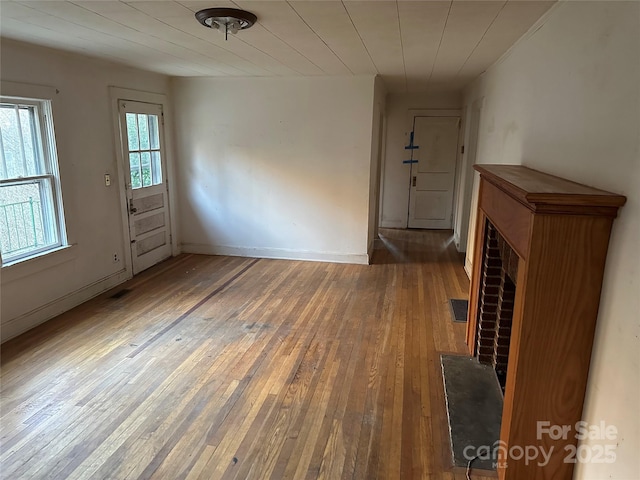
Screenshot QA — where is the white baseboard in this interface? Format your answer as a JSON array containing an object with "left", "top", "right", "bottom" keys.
[
  {"left": 380, "top": 219, "right": 406, "bottom": 229},
  {"left": 367, "top": 239, "right": 375, "bottom": 265},
  {"left": 181, "top": 243, "right": 369, "bottom": 265},
  {"left": 453, "top": 232, "right": 464, "bottom": 253},
  {"left": 1, "top": 269, "right": 131, "bottom": 343}
]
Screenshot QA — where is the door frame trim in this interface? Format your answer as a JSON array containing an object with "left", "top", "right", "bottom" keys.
[
  {"left": 405, "top": 108, "right": 461, "bottom": 130},
  {"left": 109, "top": 87, "right": 179, "bottom": 277}
]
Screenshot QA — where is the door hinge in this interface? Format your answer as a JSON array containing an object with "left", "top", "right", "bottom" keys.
[
  {"left": 412, "top": 176, "right": 417, "bottom": 187},
  {"left": 461, "top": 145, "right": 465, "bottom": 154},
  {"left": 161, "top": 112, "right": 165, "bottom": 125}
]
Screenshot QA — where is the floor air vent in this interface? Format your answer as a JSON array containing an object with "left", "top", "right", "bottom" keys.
[{"left": 110, "top": 289, "right": 132, "bottom": 299}]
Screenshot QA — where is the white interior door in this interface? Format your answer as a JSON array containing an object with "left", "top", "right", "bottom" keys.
[
  {"left": 118, "top": 100, "right": 171, "bottom": 274},
  {"left": 408, "top": 116, "right": 459, "bottom": 229}
]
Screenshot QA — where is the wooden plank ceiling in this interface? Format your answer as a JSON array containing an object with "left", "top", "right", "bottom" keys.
[{"left": 0, "top": 0, "right": 555, "bottom": 93}]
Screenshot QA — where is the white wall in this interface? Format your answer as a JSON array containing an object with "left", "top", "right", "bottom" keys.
[
  {"left": 0, "top": 40, "right": 171, "bottom": 342},
  {"left": 462, "top": 2, "right": 640, "bottom": 478},
  {"left": 172, "top": 75, "right": 377, "bottom": 264},
  {"left": 379, "top": 92, "right": 461, "bottom": 228}
]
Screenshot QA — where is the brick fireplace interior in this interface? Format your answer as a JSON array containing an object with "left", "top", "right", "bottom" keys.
[{"left": 475, "top": 220, "right": 518, "bottom": 392}]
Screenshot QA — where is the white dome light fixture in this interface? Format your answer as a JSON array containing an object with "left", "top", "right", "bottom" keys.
[{"left": 195, "top": 8, "right": 257, "bottom": 40}]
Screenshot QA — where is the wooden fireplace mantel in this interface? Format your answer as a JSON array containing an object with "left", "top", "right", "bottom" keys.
[{"left": 466, "top": 165, "right": 626, "bottom": 479}]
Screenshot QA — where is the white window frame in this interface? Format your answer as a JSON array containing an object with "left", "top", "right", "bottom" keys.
[{"left": 0, "top": 88, "right": 67, "bottom": 266}]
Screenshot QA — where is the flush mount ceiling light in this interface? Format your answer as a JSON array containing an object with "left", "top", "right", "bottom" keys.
[{"left": 195, "top": 8, "right": 257, "bottom": 40}]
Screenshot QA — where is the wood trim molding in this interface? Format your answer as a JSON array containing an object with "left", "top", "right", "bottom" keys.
[{"left": 474, "top": 165, "right": 626, "bottom": 216}]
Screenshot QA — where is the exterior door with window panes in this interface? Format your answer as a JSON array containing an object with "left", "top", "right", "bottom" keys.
[{"left": 119, "top": 100, "right": 171, "bottom": 274}]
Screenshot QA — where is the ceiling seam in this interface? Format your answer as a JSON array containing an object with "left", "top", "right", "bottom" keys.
[
  {"left": 455, "top": 1, "right": 509, "bottom": 79},
  {"left": 224, "top": 0, "right": 309, "bottom": 76},
  {"left": 67, "top": 1, "right": 232, "bottom": 76},
  {"left": 0, "top": 18, "right": 148, "bottom": 72},
  {"left": 286, "top": 0, "right": 355, "bottom": 75},
  {"left": 123, "top": 2, "right": 260, "bottom": 76},
  {"left": 339, "top": 0, "right": 379, "bottom": 74},
  {"left": 173, "top": 0, "right": 285, "bottom": 76},
  {"left": 4, "top": 0, "right": 552, "bottom": 91},
  {"left": 133, "top": 0, "right": 299, "bottom": 77},
  {"left": 232, "top": 26, "right": 309, "bottom": 76},
  {"left": 126, "top": 1, "right": 274, "bottom": 76},
  {"left": 16, "top": 2, "right": 213, "bottom": 76},
  {"left": 139, "top": 15, "right": 274, "bottom": 76},
  {"left": 427, "top": 0, "right": 454, "bottom": 90},
  {"left": 241, "top": 6, "right": 330, "bottom": 75}
]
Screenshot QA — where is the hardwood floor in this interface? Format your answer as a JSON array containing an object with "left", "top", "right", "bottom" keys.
[{"left": 1, "top": 229, "right": 495, "bottom": 480}]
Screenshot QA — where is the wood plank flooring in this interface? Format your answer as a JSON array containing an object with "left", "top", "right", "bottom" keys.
[{"left": 1, "top": 229, "right": 496, "bottom": 480}]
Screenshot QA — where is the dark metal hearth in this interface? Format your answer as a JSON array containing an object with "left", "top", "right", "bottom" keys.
[{"left": 441, "top": 355, "right": 503, "bottom": 471}]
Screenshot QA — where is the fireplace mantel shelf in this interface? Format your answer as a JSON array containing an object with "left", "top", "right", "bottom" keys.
[
  {"left": 476, "top": 164, "right": 626, "bottom": 215},
  {"left": 466, "top": 164, "right": 625, "bottom": 480}
]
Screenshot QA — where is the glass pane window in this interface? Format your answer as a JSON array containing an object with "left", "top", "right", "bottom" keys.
[
  {"left": 0, "top": 96, "right": 66, "bottom": 264},
  {"left": 126, "top": 113, "right": 139, "bottom": 151},
  {"left": 0, "top": 103, "right": 42, "bottom": 179},
  {"left": 151, "top": 151, "right": 162, "bottom": 184},
  {"left": 125, "top": 112, "right": 162, "bottom": 190},
  {"left": 129, "top": 153, "right": 142, "bottom": 189},
  {"left": 141, "top": 152, "right": 152, "bottom": 187},
  {"left": 149, "top": 116, "right": 160, "bottom": 150},
  {"left": 138, "top": 114, "right": 150, "bottom": 150},
  {"left": 0, "top": 180, "right": 58, "bottom": 257}
]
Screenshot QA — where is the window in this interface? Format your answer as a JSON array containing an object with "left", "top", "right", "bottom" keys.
[
  {"left": 0, "top": 96, "right": 66, "bottom": 264},
  {"left": 125, "top": 112, "right": 162, "bottom": 189}
]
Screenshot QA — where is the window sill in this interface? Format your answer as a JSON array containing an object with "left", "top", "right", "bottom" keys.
[{"left": 2, "top": 244, "right": 76, "bottom": 284}]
